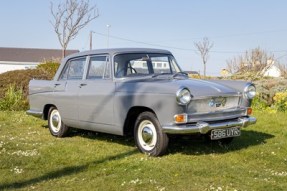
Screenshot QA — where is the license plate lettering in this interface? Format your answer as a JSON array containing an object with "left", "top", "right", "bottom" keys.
[{"left": 211, "top": 127, "right": 241, "bottom": 140}]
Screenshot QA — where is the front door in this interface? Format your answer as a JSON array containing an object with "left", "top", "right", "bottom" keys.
[{"left": 78, "top": 55, "right": 116, "bottom": 133}]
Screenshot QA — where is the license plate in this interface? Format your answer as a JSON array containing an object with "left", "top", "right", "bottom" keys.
[{"left": 210, "top": 127, "right": 241, "bottom": 140}]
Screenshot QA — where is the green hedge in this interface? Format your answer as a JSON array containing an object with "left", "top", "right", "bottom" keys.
[
  {"left": 0, "top": 61, "right": 59, "bottom": 111},
  {"left": 0, "top": 84, "right": 28, "bottom": 111}
]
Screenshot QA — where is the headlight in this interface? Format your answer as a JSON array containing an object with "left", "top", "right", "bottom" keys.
[
  {"left": 176, "top": 88, "right": 192, "bottom": 105},
  {"left": 244, "top": 84, "right": 256, "bottom": 99}
]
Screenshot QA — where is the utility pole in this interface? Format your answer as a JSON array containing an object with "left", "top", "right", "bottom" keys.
[
  {"left": 106, "top": 24, "right": 111, "bottom": 48},
  {"left": 90, "top": 31, "right": 93, "bottom": 50},
  {"left": 89, "top": 31, "right": 95, "bottom": 50}
]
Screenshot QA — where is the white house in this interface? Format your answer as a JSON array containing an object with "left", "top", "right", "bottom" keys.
[
  {"left": 263, "top": 65, "right": 281, "bottom": 77},
  {"left": 0, "top": 47, "right": 78, "bottom": 74},
  {"left": 261, "top": 60, "right": 282, "bottom": 78}
]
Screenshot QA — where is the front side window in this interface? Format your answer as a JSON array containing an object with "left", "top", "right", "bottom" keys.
[
  {"left": 60, "top": 57, "right": 86, "bottom": 80},
  {"left": 87, "top": 56, "right": 110, "bottom": 79},
  {"left": 114, "top": 53, "right": 181, "bottom": 78}
]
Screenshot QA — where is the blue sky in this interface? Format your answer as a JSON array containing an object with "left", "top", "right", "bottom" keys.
[{"left": 0, "top": 0, "right": 286, "bottom": 75}]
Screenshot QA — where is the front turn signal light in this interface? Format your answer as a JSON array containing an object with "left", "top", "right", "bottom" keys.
[
  {"left": 174, "top": 114, "right": 187, "bottom": 123},
  {"left": 247, "top": 107, "right": 253, "bottom": 115}
]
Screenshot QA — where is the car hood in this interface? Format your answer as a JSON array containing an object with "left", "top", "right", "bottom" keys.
[{"left": 115, "top": 78, "right": 240, "bottom": 98}]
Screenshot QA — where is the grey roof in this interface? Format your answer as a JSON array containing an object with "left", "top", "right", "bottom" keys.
[
  {"left": 0, "top": 47, "right": 79, "bottom": 62},
  {"left": 64, "top": 48, "right": 172, "bottom": 61}
]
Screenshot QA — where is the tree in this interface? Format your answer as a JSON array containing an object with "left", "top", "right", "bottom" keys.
[
  {"left": 194, "top": 37, "right": 214, "bottom": 78},
  {"left": 50, "top": 0, "right": 99, "bottom": 57},
  {"left": 226, "top": 47, "right": 275, "bottom": 78},
  {"left": 278, "top": 63, "right": 287, "bottom": 78}
]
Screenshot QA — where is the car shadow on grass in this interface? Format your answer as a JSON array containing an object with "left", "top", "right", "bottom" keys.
[
  {"left": 43, "top": 125, "right": 274, "bottom": 156},
  {"left": 71, "top": 129, "right": 136, "bottom": 147},
  {"left": 0, "top": 149, "right": 138, "bottom": 190},
  {"left": 42, "top": 125, "right": 274, "bottom": 155},
  {"left": 168, "top": 129, "right": 274, "bottom": 155},
  {"left": 41, "top": 125, "right": 136, "bottom": 147}
]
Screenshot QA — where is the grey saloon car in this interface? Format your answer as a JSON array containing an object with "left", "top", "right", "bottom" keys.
[{"left": 27, "top": 48, "right": 256, "bottom": 156}]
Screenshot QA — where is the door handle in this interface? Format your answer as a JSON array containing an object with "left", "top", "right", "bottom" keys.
[
  {"left": 54, "top": 83, "right": 61, "bottom": 87},
  {"left": 79, "top": 83, "right": 87, "bottom": 88}
]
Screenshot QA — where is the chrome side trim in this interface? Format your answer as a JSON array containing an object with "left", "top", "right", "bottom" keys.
[
  {"left": 26, "top": 110, "right": 43, "bottom": 118},
  {"left": 162, "top": 116, "right": 256, "bottom": 134}
]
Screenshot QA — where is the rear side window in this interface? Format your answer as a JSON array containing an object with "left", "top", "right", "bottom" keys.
[{"left": 60, "top": 57, "right": 86, "bottom": 80}]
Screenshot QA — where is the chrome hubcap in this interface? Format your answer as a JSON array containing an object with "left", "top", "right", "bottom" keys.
[
  {"left": 49, "top": 109, "right": 61, "bottom": 133},
  {"left": 52, "top": 115, "right": 59, "bottom": 127},
  {"left": 138, "top": 120, "right": 157, "bottom": 151},
  {"left": 142, "top": 126, "right": 153, "bottom": 144}
]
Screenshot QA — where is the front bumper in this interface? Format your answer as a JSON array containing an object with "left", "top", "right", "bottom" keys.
[{"left": 162, "top": 116, "right": 256, "bottom": 134}]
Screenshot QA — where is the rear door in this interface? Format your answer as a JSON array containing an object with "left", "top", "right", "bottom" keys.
[{"left": 54, "top": 56, "right": 87, "bottom": 126}]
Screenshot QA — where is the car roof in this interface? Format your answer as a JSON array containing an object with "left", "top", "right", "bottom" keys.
[{"left": 63, "top": 48, "right": 172, "bottom": 60}]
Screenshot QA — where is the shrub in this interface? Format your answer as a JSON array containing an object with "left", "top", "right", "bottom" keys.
[
  {"left": 273, "top": 90, "right": 287, "bottom": 112},
  {"left": 230, "top": 72, "right": 261, "bottom": 81},
  {"left": 251, "top": 95, "right": 268, "bottom": 111},
  {"left": 0, "top": 84, "right": 28, "bottom": 111},
  {"left": 254, "top": 78, "right": 287, "bottom": 106},
  {"left": 36, "top": 60, "right": 60, "bottom": 79},
  {"left": 0, "top": 61, "right": 60, "bottom": 100},
  {"left": 188, "top": 74, "right": 201, "bottom": 79},
  {"left": 0, "top": 60, "right": 60, "bottom": 111}
]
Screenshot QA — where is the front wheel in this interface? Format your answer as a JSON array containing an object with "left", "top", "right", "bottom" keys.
[
  {"left": 134, "top": 112, "right": 169, "bottom": 156},
  {"left": 48, "top": 107, "right": 70, "bottom": 137}
]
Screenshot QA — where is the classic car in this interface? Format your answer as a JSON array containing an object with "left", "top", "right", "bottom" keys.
[{"left": 27, "top": 48, "right": 256, "bottom": 156}]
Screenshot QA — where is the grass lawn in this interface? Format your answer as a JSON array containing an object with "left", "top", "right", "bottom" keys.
[{"left": 0, "top": 111, "right": 286, "bottom": 191}]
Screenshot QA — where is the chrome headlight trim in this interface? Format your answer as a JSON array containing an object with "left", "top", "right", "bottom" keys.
[
  {"left": 176, "top": 87, "right": 192, "bottom": 105},
  {"left": 244, "top": 84, "right": 256, "bottom": 99}
]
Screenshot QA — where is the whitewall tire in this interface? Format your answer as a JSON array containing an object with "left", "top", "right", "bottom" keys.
[
  {"left": 134, "top": 112, "right": 169, "bottom": 156},
  {"left": 48, "top": 107, "right": 69, "bottom": 137}
]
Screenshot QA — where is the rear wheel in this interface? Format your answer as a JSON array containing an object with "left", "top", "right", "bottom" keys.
[
  {"left": 134, "top": 112, "right": 169, "bottom": 156},
  {"left": 48, "top": 107, "right": 69, "bottom": 137}
]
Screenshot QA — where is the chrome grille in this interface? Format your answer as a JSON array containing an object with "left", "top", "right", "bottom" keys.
[
  {"left": 186, "top": 95, "right": 246, "bottom": 123},
  {"left": 188, "top": 96, "right": 240, "bottom": 113}
]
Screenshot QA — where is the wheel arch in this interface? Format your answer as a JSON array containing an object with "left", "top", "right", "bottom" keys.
[
  {"left": 123, "top": 106, "right": 156, "bottom": 136},
  {"left": 43, "top": 104, "right": 56, "bottom": 120}
]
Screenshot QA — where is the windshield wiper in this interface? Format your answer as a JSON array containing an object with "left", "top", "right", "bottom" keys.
[
  {"left": 172, "top": 72, "right": 188, "bottom": 79},
  {"left": 152, "top": 72, "right": 188, "bottom": 78}
]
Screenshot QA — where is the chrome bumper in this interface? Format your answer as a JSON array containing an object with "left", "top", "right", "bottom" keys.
[
  {"left": 162, "top": 116, "right": 256, "bottom": 134},
  {"left": 26, "top": 110, "right": 43, "bottom": 118}
]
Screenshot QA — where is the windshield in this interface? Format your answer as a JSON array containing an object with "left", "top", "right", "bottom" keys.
[{"left": 114, "top": 53, "right": 181, "bottom": 78}]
